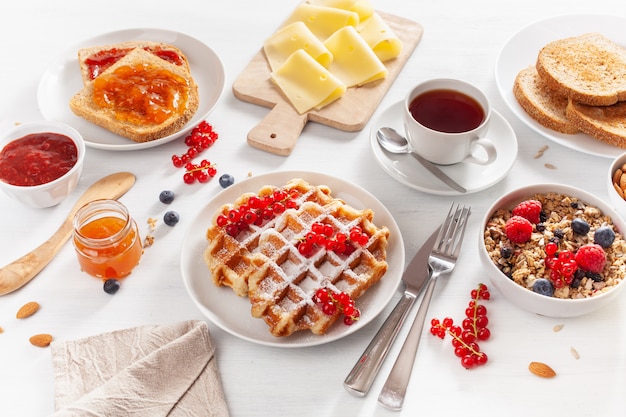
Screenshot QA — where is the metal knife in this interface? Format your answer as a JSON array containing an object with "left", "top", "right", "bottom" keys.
[{"left": 343, "top": 227, "right": 439, "bottom": 396}]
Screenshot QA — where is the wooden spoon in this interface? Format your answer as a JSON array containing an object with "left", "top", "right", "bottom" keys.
[{"left": 0, "top": 172, "right": 136, "bottom": 295}]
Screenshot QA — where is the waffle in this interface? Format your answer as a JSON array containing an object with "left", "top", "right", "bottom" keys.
[{"left": 203, "top": 178, "right": 389, "bottom": 337}]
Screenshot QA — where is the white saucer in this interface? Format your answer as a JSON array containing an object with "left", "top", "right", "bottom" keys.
[{"left": 370, "top": 101, "right": 518, "bottom": 195}]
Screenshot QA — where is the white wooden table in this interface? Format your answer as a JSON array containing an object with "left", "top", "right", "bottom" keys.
[{"left": 1, "top": 1, "right": 626, "bottom": 415}]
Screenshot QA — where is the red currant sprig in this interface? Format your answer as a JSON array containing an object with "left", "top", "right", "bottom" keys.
[
  {"left": 313, "top": 287, "right": 361, "bottom": 325},
  {"left": 183, "top": 160, "right": 218, "bottom": 184},
  {"left": 429, "top": 283, "right": 491, "bottom": 369},
  {"left": 171, "top": 120, "right": 218, "bottom": 168},
  {"left": 544, "top": 242, "right": 578, "bottom": 288},
  {"left": 297, "top": 224, "right": 368, "bottom": 257},
  {"left": 216, "top": 189, "right": 301, "bottom": 237}
]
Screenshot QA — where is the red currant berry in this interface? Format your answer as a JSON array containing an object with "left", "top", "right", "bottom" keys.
[
  {"left": 455, "top": 346, "right": 469, "bottom": 358},
  {"left": 475, "top": 315, "right": 489, "bottom": 328},
  {"left": 477, "top": 327, "right": 491, "bottom": 341},
  {"left": 322, "top": 302, "right": 336, "bottom": 315},
  {"left": 461, "top": 355, "right": 475, "bottom": 369},
  {"left": 461, "top": 330, "right": 476, "bottom": 344},
  {"left": 183, "top": 172, "right": 195, "bottom": 184},
  {"left": 336, "top": 292, "right": 351, "bottom": 307},
  {"left": 475, "top": 305, "right": 487, "bottom": 316},
  {"left": 298, "top": 241, "right": 313, "bottom": 256},
  {"left": 227, "top": 209, "right": 241, "bottom": 222},
  {"left": 216, "top": 214, "right": 228, "bottom": 227},
  {"left": 225, "top": 224, "right": 239, "bottom": 237},
  {"left": 545, "top": 241, "right": 558, "bottom": 256},
  {"left": 442, "top": 317, "right": 454, "bottom": 328},
  {"left": 475, "top": 352, "right": 488, "bottom": 365}
]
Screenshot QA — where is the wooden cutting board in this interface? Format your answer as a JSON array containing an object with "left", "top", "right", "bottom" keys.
[{"left": 232, "top": 11, "right": 424, "bottom": 155}]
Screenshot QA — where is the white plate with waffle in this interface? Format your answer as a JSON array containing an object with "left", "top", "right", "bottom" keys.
[
  {"left": 181, "top": 171, "right": 405, "bottom": 347},
  {"left": 495, "top": 14, "right": 626, "bottom": 158},
  {"left": 37, "top": 28, "right": 225, "bottom": 151}
]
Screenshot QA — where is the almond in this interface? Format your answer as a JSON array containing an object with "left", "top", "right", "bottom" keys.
[
  {"left": 528, "top": 361, "right": 556, "bottom": 378},
  {"left": 16, "top": 301, "right": 40, "bottom": 319},
  {"left": 29, "top": 333, "right": 53, "bottom": 347}
]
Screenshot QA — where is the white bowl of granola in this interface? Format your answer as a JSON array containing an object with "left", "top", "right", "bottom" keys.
[{"left": 479, "top": 184, "right": 626, "bottom": 317}]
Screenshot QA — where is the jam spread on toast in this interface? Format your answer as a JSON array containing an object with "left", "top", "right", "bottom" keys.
[{"left": 92, "top": 63, "right": 190, "bottom": 125}]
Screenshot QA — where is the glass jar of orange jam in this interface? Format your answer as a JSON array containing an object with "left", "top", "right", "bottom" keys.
[{"left": 73, "top": 199, "right": 142, "bottom": 279}]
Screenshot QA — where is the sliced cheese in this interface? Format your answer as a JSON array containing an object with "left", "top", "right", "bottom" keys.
[
  {"left": 271, "top": 49, "right": 346, "bottom": 114},
  {"left": 323, "top": 25, "right": 388, "bottom": 87},
  {"left": 263, "top": 21, "right": 333, "bottom": 72},
  {"left": 358, "top": 12, "right": 402, "bottom": 61},
  {"left": 309, "top": 0, "right": 374, "bottom": 21},
  {"left": 282, "top": 3, "right": 359, "bottom": 40}
]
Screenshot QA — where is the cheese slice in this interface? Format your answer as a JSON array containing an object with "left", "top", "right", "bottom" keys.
[
  {"left": 323, "top": 25, "right": 388, "bottom": 87},
  {"left": 282, "top": 3, "right": 359, "bottom": 40},
  {"left": 308, "top": 0, "right": 374, "bottom": 21},
  {"left": 271, "top": 49, "right": 346, "bottom": 114},
  {"left": 358, "top": 12, "right": 402, "bottom": 62},
  {"left": 263, "top": 21, "right": 333, "bottom": 72}
]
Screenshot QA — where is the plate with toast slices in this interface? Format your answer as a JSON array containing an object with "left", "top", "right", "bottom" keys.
[
  {"left": 180, "top": 171, "right": 404, "bottom": 347},
  {"left": 38, "top": 28, "right": 225, "bottom": 150},
  {"left": 495, "top": 14, "right": 626, "bottom": 158}
]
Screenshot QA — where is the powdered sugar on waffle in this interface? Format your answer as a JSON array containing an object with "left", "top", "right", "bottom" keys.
[{"left": 203, "top": 179, "right": 389, "bottom": 337}]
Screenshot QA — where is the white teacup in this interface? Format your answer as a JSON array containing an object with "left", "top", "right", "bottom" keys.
[{"left": 403, "top": 78, "right": 497, "bottom": 166}]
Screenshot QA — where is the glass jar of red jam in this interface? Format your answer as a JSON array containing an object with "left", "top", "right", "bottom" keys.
[{"left": 73, "top": 199, "right": 142, "bottom": 279}]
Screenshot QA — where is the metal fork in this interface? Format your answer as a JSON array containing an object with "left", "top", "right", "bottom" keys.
[{"left": 378, "top": 204, "right": 471, "bottom": 411}]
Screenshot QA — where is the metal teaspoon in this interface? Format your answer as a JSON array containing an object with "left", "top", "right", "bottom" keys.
[{"left": 376, "top": 127, "right": 466, "bottom": 193}]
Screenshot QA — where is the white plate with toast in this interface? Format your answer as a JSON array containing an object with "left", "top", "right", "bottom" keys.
[
  {"left": 495, "top": 14, "right": 626, "bottom": 158},
  {"left": 37, "top": 28, "right": 226, "bottom": 151},
  {"left": 180, "top": 171, "right": 405, "bottom": 348}
]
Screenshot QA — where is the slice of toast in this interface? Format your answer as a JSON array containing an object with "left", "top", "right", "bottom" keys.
[
  {"left": 77, "top": 40, "right": 191, "bottom": 84},
  {"left": 513, "top": 65, "right": 578, "bottom": 134},
  {"left": 566, "top": 99, "right": 626, "bottom": 148},
  {"left": 536, "top": 33, "right": 626, "bottom": 106},
  {"left": 69, "top": 48, "right": 199, "bottom": 143}
]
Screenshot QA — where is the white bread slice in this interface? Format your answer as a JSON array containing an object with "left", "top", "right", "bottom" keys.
[
  {"left": 566, "top": 99, "right": 626, "bottom": 148},
  {"left": 77, "top": 40, "right": 191, "bottom": 84},
  {"left": 69, "top": 48, "right": 199, "bottom": 143},
  {"left": 513, "top": 65, "right": 578, "bottom": 134},
  {"left": 536, "top": 33, "right": 626, "bottom": 107}
]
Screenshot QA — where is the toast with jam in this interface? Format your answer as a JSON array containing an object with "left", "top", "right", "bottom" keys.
[
  {"left": 69, "top": 47, "right": 199, "bottom": 143},
  {"left": 77, "top": 40, "right": 191, "bottom": 85}
]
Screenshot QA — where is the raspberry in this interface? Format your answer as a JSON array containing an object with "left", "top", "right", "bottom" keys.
[
  {"left": 511, "top": 200, "right": 542, "bottom": 224},
  {"left": 505, "top": 216, "right": 533, "bottom": 244},
  {"left": 574, "top": 244, "right": 606, "bottom": 274}
]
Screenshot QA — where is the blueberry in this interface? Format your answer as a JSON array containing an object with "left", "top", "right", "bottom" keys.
[
  {"left": 532, "top": 278, "right": 554, "bottom": 297},
  {"left": 219, "top": 174, "right": 235, "bottom": 188},
  {"left": 586, "top": 271, "right": 604, "bottom": 282},
  {"left": 103, "top": 278, "right": 120, "bottom": 295},
  {"left": 594, "top": 226, "right": 615, "bottom": 248},
  {"left": 500, "top": 246, "right": 513, "bottom": 259},
  {"left": 159, "top": 190, "right": 175, "bottom": 204},
  {"left": 571, "top": 218, "right": 590, "bottom": 235},
  {"left": 163, "top": 211, "right": 180, "bottom": 226}
]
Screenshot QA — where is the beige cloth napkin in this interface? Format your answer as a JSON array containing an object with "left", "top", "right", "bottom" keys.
[{"left": 50, "top": 320, "right": 229, "bottom": 417}]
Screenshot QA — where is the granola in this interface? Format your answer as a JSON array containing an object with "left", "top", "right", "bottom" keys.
[{"left": 483, "top": 192, "right": 626, "bottom": 299}]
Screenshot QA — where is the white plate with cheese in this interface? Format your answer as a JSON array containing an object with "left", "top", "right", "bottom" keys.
[
  {"left": 37, "top": 28, "right": 226, "bottom": 151},
  {"left": 180, "top": 170, "right": 405, "bottom": 348},
  {"left": 495, "top": 14, "right": 626, "bottom": 158}
]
